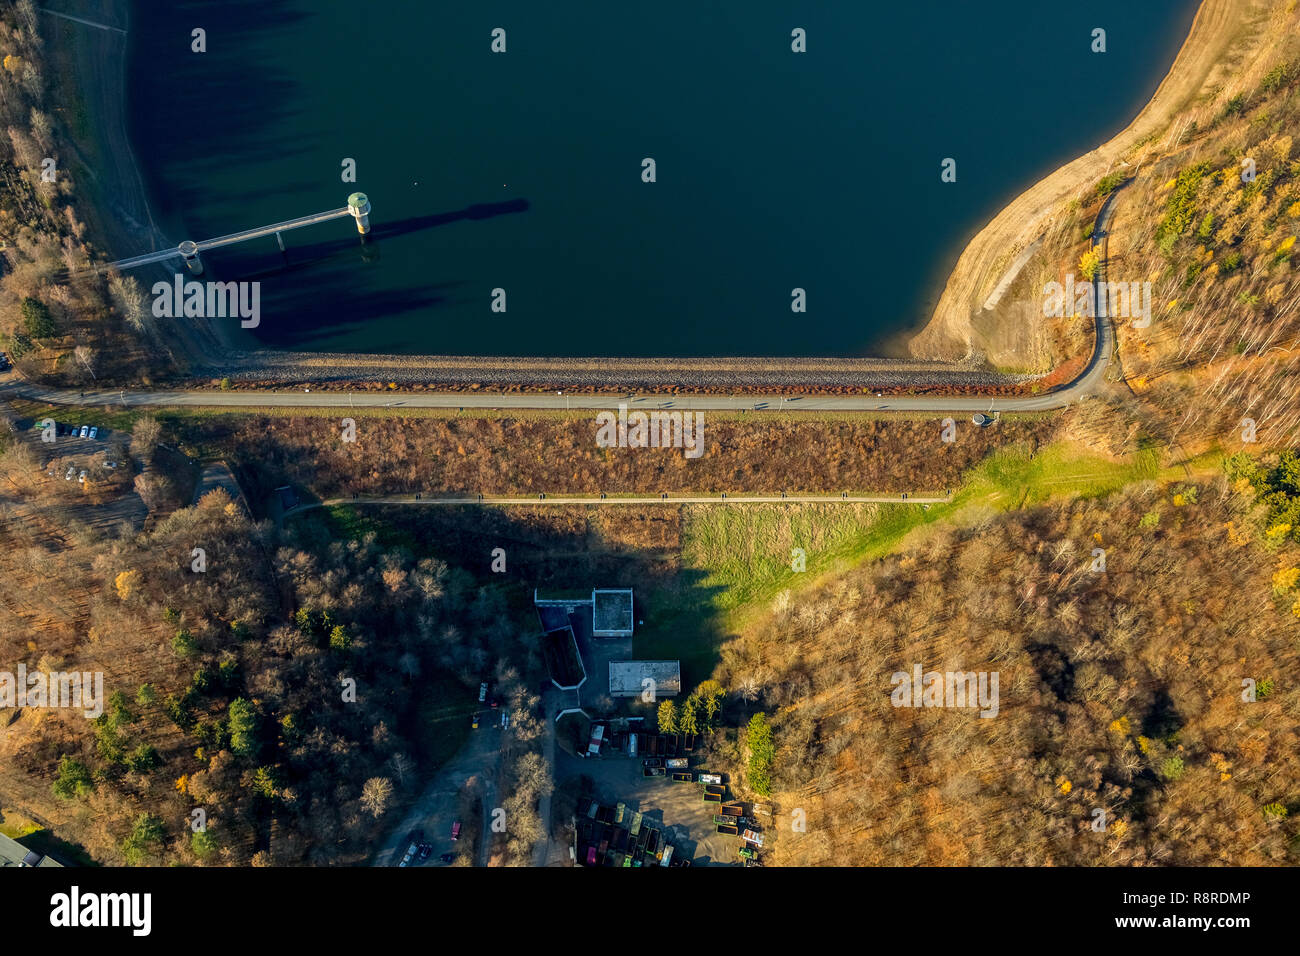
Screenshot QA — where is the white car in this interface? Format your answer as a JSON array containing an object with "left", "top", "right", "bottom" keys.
[
  {"left": 78, "top": 470, "right": 87, "bottom": 484},
  {"left": 64, "top": 466, "right": 76, "bottom": 481},
  {"left": 500, "top": 711, "right": 509, "bottom": 730},
  {"left": 79, "top": 425, "right": 89, "bottom": 439}
]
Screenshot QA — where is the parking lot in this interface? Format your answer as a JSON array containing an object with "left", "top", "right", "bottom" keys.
[
  {"left": 25, "top": 418, "right": 125, "bottom": 485},
  {"left": 559, "top": 748, "right": 750, "bottom": 866}
]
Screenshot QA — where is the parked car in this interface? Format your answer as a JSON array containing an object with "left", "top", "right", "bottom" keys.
[
  {"left": 417, "top": 843, "right": 432, "bottom": 861},
  {"left": 77, "top": 470, "right": 87, "bottom": 484},
  {"left": 78, "top": 425, "right": 89, "bottom": 439},
  {"left": 642, "top": 758, "right": 663, "bottom": 769},
  {"left": 439, "top": 853, "right": 455, "bottom": 863},
  {"left": 88, "top": 426, "right": 99, "bottom": 440},
  {"left": 0, "top": 350, "right": 9, "bottom": 369},
  {"left": 451, "top": 821, "right": 461, "bottom": 841},
  {"left": 104, "top": 460, "right": 117, "bottom": 470},
  {"left": 64, "top": 466, "right": 76, "bottom": 481},
  {"left": 478, "top": 681, "right": 488, "bottom": 702},
  {"left": 489, "top": 696, "right": 499, "bottom": 709},
  {"left": 500, "top": 711, "right": 509, "bottom": 730}
]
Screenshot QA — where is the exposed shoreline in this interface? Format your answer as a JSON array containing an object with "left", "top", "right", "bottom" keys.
[
  {"left": 56, "top": 0, "right": 1230, "bottom": 393},
  {"left": 909, "top": 0, "right": 1263, "bottom": 362}
]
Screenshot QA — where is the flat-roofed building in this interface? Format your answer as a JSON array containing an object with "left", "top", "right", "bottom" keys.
[
  {"left": 608, "top": 660, "right": 680, "bottom": 698},
  {"left": 593, "top": 588, "right": 634, "bottom": 637},
  {"left": 0, "top": 832, "right": 63, "bottom": 868}
]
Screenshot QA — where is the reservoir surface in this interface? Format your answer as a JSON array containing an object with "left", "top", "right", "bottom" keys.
[{"left": 127, "top": 0, "right": 1199, "bottom": 357}]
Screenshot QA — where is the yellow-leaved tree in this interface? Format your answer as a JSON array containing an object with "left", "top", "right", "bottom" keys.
[
  {"left": 114, "top": 569, "right": 140, "bottom": 601},
  {"left": 1079, "top": 245, "right": 1102, "bottom": 281}
]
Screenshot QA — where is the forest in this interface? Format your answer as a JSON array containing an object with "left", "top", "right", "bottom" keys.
[
  {"left": 0, "top": 1, "right": 160, "bottom": 386},
  {"left": 720, "top": 462, "right": 1299, "bottom": 865},
  {"left": 0, "top": 409, "right": 551, "bottom": 864}
]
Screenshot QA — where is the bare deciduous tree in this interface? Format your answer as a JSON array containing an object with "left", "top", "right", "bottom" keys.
[
  {"left": 130, "top": 416, "right": 162, "bottom": 459},
  {"left": 108, "top": 274, "right": 149, "bottom": 334},
  {"left": 360, "top": 777, "right": 393, "bottom": 818},
  {"left": 74, "top": 344, "right": 96, "bottom": 381}
]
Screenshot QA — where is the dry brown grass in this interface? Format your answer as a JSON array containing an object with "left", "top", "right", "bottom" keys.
[{"left": 187, "top": 413, "right": 1061, "bottom": 505}]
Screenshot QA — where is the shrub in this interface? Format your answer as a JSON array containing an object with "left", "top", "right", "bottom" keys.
[
  {"left": 1159, "top": 756, "right": 1185, "bottom": 781},
  {"left": 20, "top": 297, "right": 56, "bottom": 338},
  {"left": 228, "top": 698, "right": 260, "bottom": 758},
  {"left": 746, "top": 712, "right": 775, "bottom": 797},
  {"left": 171, "top": 628, "right": 197, "bottom": 657},
  {"left": 192, "top": 827, "right": 220, "bottom": 859},
  {"left": 1096, "top": 172, "right": 1126, "bottom": 198},
  {"left": 121, "top": 813, "right": 165, "bottom": 864},
  {"left": 1156, "top": 163, "right": 1210, "bottom": 255},
  {"left": 52, "top": 756, "right": 94, "bottom": 799},
  {"left": 126, "top": 744, "right": 160, "bottom": 773}
]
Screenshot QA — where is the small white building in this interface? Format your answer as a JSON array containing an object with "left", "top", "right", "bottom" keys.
[{"left": 608, "top": 660, "right": 681, "bottom": 699}]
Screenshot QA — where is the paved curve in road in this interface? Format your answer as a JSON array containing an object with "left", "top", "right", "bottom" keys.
[{"left": 0, "top": 184, "right": 1127, "bottom": 416}]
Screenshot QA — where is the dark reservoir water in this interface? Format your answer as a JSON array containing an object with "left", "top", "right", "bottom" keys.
[{"left": 126, "top": 0, "right": 1200, "bottom": 357}]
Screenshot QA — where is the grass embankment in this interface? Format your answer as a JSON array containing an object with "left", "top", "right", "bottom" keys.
[
  {"left": 3, "top": 398, "right": 207, "bottom": 436},
  {"left": 678, "top": 440, "right": 1165, "bottom": 630}
]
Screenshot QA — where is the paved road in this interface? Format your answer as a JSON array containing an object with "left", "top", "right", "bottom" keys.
[
  {"left": 373, "top": 719, "right": 504, "bottom": 868},
  {"left": 532, "top": 688, "right": 566, "bottom": 867},
  {"left": 477, "top": 777, "right": 496, "bottom": 868}
]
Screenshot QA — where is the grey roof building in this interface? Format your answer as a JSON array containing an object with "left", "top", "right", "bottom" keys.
[
  {"left": 0, "top": 832, "right": 63, "bottom": 867},
  {"left": 608, "top": 660, "right": 681, "bottom": 698}
]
